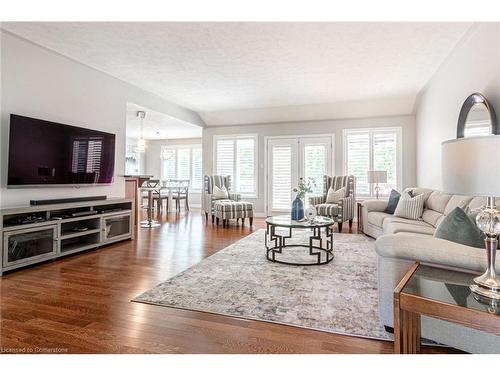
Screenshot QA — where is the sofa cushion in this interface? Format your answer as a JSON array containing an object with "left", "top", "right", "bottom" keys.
[
  {"left": 384, "top": 189, "right": 401, "bottom": 214},
  {"left": 367, "top": 211, "right": 393, "bottom": 228},
  {"left": 383, "top": 217, "right": 435, "bottom": 236},
  {"left": 434, "top": 207, "right": 485, "bottom": 248},
  {"left": 404, "top": 187, "right": 434, "bottom": 203},
  {"left": 422, "top": 209, "right": 443, "bottom": 227},
  {"left": 394, "top": 192, "right": 425, "bottom": 220},
  {"left": 443, "top": 195, "right": 474, "bottom": 215},
  {"left": 426, "top": 191, "right": 452, "bottom": 213}
]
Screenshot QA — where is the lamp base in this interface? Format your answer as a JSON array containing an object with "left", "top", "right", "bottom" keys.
[{"left": 470, "top": 284, "right": 500, "bottom": 301}]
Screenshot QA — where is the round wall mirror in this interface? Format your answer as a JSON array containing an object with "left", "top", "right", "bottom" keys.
[{"left": 457, "top": 93, "right": 498, "bottom": 138}]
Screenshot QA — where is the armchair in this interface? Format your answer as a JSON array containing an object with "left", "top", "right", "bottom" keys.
[
  {"left": 203, "top": 175, "right": 241, "bottom": 222},
  {"left": 308, "top": 175, "right": 356, "bottom": 232}
]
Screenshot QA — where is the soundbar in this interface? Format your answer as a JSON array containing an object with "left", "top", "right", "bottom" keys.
[{"left": 30, "top": 196, "right": 107, "bottom": 206}]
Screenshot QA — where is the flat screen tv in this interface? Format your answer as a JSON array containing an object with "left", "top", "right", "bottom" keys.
[{"left": 8, "top": 114, "right": 116, "bottom": 187}]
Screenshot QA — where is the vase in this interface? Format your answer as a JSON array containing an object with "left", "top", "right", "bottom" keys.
[{"left": 291, "top": 197, "right": 304, "bottom": 220}]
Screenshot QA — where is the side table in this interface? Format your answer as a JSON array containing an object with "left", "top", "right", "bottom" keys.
[
  {"left": 356, "top": 201, "right": 363, "bottom": 234},
  {"left": 394, "top": 262, "right": 500, "bottom": 354}
]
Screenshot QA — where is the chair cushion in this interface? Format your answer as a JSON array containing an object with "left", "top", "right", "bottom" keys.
[
  {"left": 315, "top": 203, "right": 339, "bottom": 217},
  {"left": 214, "top": 200, "right": 253, "bottom": 212},
  {"left": 213, "top": 185, "right": 229, "bottom": 199},
  {"left": 325, "top": 187, "right": 345, "bottom": 203}
]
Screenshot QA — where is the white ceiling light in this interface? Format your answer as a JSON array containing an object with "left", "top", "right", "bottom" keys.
[{"left": 136, "top": 111, "right": 147, "bottom": 153}]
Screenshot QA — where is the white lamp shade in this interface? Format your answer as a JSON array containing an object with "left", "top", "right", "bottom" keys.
[
  {"left": 367, "top": 170, "right": 387, "bottom": 184},
  {"left": 441, "top": 135, "right": 500, "bottom": 197}
]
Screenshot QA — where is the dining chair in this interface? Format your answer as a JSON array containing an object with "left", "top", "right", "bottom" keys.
[{"left": 170, "top": 180, "right": 190, "bottom": 212}]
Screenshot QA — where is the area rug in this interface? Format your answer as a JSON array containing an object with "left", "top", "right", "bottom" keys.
[{"left": 133, "top": 229, "right": 391, "bottom": 341}]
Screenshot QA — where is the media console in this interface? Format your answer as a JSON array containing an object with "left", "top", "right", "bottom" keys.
[{"left": 0, "top": 198, "right": 133, "bottom": 275}]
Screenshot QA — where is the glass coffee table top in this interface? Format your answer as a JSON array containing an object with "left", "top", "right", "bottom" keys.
[
  {"left": 403, "top": 265, "right": 500, "bottom": 315},
  {"left": 265, "top": 215, "right": 335, "bottom": 228}
]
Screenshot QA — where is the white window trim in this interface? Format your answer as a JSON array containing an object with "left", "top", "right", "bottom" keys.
[
  {"left": 160, "top": 143, "right": 203, "bottom": 193},
  {"left": 342, "top": 127, "right": 403, "bottom": 199},
  {"left": 213, "top": 134, "right": 259, "bottom": 198}
]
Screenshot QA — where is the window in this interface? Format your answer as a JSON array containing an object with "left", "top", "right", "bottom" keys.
[
  {"left": 343, "top": 127, "right": 402, "bottom": 197},
  {"left": 161, "top": 144, "right": 203, "bottom": 191},
  {"left": 214, "top": 135, "right": 258, "bottom": 197}
]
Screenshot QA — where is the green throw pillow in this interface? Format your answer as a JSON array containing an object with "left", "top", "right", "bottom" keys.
[{"left": 434, "top": 207, "right": 485, "bottom": 248}]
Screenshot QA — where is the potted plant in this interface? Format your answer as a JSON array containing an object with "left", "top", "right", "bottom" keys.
[{"left": 291, "top": 177, "right": 316, "bottom": 220}]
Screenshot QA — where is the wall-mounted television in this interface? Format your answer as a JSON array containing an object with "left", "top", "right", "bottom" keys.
[{"left": 8, "top": 114, "right": 116, "bottom": 187}]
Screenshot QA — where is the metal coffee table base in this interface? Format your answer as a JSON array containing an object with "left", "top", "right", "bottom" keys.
[{"left": 265, "top": 224, "right": 334, "bottom": 266}]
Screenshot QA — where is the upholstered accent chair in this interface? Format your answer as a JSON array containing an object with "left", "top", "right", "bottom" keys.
[
  {"left": 308, "top": 175, "right": 356, "bottom": 232},
  {"left": 203, "top": 175, "right": 241, "bottom": 223}
]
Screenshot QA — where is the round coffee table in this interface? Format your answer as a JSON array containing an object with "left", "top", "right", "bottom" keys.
[{"left": 265, "top": 215, "right": 335, "bottom": 266}]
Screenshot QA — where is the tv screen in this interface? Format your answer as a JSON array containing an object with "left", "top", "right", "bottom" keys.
[{"left": 8, "top": 114, "right": 116, "bottom": 186}]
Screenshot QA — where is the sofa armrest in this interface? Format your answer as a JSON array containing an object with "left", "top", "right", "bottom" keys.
[
  {"left": 362, "top": 199, "right": 389, "bottom": 213},
  {"left": 375, "top": 232, "right": 500, "bottom": 273},
  {"left": 309, "top": 195, "right": 325, "bottom": 206}
]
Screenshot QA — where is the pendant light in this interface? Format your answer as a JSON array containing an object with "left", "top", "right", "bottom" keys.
[{"left": 136, "top": 111, "right": 146, "bottom": 153}]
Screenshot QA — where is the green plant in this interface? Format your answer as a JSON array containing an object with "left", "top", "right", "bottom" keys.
[{"left": 292, "top": 177, "right": 316, "bottom": 200}]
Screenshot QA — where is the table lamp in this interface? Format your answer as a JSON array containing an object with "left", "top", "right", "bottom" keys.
[
  {"left": 442, "top": 135, "right": 500, "bottom": 300},
  {"left": 367, "top": 170, "right": 387, "bottom": 199}
]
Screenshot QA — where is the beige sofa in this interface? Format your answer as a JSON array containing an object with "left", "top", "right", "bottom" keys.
[{"left": 362, "top": 187, "right": 500, "bottom": 353}]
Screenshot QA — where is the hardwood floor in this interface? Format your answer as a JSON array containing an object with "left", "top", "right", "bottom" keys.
[{"left": 0, "top": 211, "right": 458, "bottom": 354}]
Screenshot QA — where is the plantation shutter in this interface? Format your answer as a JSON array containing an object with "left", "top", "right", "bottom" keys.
[
  {"left": 162, "top": 147, "right": 177, "bottom": 180},
  {"left": 177, "top": 148, "right": 191, "bottom": 180},
  {"left": 216, "top": 139, "right": 234, "bottom": 179},
  {"left": 303, "top": 145, "right": 326, "bottom": 196},
  {"left": 346, "top": 131, "right": 370, "bottom": 196},
  {"left": 271, "top": 144, "right": 293, "bottom": 210},
  {"left": 373, "top": 132, "right": 397, "bottom": 195},
  {"left": 236, "top": 138, "right": 255, "bottom": 194},
  {"left": 191, "top": 147, "right": 203, "bottom": 190}
]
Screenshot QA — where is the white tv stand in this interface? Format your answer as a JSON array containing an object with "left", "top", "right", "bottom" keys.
[{"left": 0, "top": 198, "right": 133, "bottom": 275}]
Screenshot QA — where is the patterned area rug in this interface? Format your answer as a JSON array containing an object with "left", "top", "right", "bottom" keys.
[{"left": 133, "top": 229, "right": 391, "bottom": 341}]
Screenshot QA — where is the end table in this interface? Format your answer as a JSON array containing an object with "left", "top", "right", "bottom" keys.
[{"left": 394, "top": 262, "right": 500, "bottom": 354}]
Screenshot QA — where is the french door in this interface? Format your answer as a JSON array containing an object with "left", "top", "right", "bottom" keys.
[{"left": 266, "top": 135, "right": 334, "bottom": 215}]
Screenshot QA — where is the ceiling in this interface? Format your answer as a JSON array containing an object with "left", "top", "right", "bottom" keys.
[
  {"left": 3, "top": 22, "right": 472, "bottom": 125},
  {"left": 126, "top": 103, "right": 202, "bottom": 140}
]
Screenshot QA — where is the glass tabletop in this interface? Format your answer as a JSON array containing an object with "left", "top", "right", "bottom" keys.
[
  {"left": 402, "top": 265, "right": 500, "bottom": 315},
  {"left": 265, "top": 215, "right": 335, "bottom": 228}
]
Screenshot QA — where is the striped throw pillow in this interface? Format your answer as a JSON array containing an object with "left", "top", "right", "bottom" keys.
[{"left": 394, "top": 192, "right": 425, "bottom": 220}]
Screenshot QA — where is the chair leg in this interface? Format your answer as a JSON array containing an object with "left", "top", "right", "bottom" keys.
[
  {"left": 216, "top": 217, "right": 220, "bottom": 226},
  {"left": 185, "top": 197, "right": 189, "bottom": 211},
  {"left": 349, "top": 219, "right": 353, "bottom": 229},
  {"left": 337, "top": 222, "right": 343, "bottom": 233},
  {"left": 241, "top": 217, "right": 245, "bottom": 226},
  {"left": 205, "top": 212, "right": 208, "bottom": 221},
  {"left": 212, "top": 214, "right": 215, "bottom": 224},
  {"left": 157, "top": 199, "right": 161, "bottom": 213},
  {"left": 249, "top": 217, "right": 253, "bottom": 226}
]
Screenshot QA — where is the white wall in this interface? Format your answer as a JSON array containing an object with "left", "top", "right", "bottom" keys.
[
  {"left": 203, "top": 115, "right": 416, "bottom": 213},
  {"left": 415, "top": 23, "right": 500, "bottom": 189},
  {"left": 144, "top": 138, "right": 203, "bottom": 206},
  {"left": 0, "top": 31, "right": 203, "bottom": 208}
]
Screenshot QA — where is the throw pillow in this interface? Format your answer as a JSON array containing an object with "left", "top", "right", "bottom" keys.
[
  {"left": 393, "top": 192, "right": 425, "bottom": 220},
  {"left": 213, "top": 185, "right": 229, "bottom": 199},
  {"left": 384, "top": 189, "right": 401, "bottom": 214},
  {"left": 325, "top": 186, "right": 346, "bottom": 204},
  {"left": 434, "top": 207, "right": 485, "bottom": 248}
]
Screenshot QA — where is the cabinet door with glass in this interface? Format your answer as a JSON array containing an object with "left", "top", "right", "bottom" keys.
[
  {"left": 101, "top": 212, "right": 132, "bottom": 243},
  {"left": 3, "top": 224, "right": 58, "bottom": 268}
]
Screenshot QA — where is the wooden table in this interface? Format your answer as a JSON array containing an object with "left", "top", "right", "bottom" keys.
[{"left": 394, "top": 262, "right": 500, "bottom": 354}]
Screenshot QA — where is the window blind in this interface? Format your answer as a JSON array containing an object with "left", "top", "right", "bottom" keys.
[
  {"left": 303, "top": 144, "right": 326, "bottom": 195},
  {"left": 177, "top": 148, "right": 191, "bottom": 180},
  {"left": 373, "top": 132, "right": 397, "bottom": 195},
  {"left": 271, "top": 145, "right": 292, "bottom": 210},
  {"left": 191, "top": 147, "right": 203, "bottom": 190},
  {"left": 346, "top": 132, "right": 370, "bottom": 195}
]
